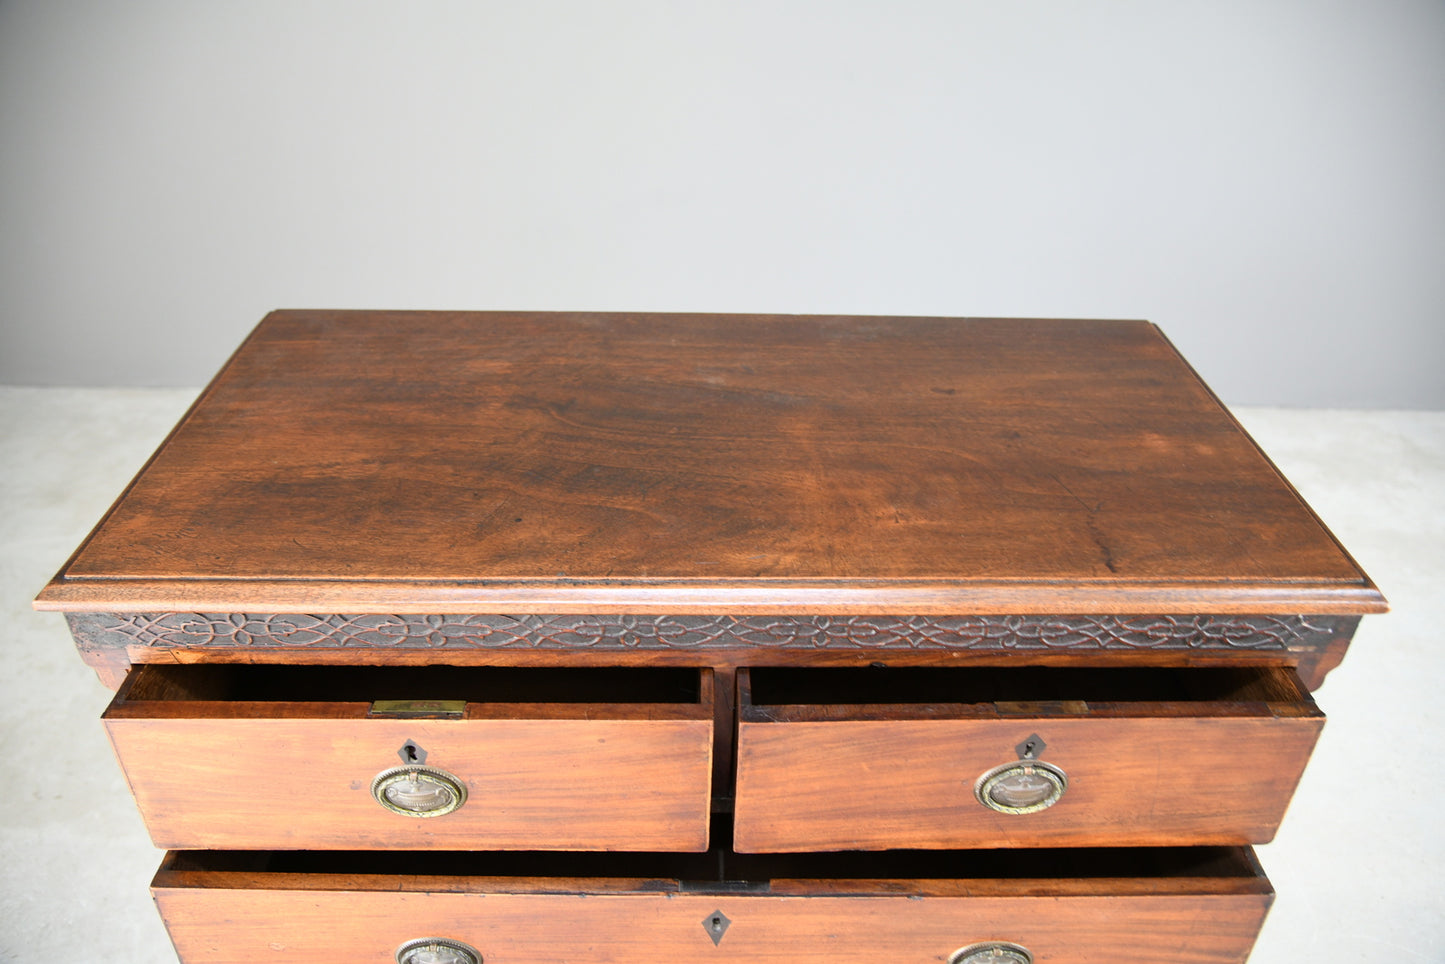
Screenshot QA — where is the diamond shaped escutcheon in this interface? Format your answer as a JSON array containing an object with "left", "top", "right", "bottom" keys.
[
  {"left": 702, "top": 909, "right": 731, "bottom": 946},
  {"left": 1015, "top": 733, "right": 1046, "bottom": 759}
]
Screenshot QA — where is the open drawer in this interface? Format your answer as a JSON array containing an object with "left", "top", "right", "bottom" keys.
[
  {"left": 153, "top": 846, "right": 1274, "bottom": 964},
  {"left": 734, "top": 665, "right": 1323, "bottom": 852},
  {"left": 104, "top": 664, "right": 713, "bottom": 851}
]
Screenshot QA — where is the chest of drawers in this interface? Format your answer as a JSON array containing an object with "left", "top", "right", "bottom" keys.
[{"left": 38, "top": 311, "right": 1385, "bottom": 964}]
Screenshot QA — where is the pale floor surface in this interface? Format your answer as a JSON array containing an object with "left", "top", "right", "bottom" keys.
[{"left": 1, "top": 387, "right": 1441, "bottom": 963}]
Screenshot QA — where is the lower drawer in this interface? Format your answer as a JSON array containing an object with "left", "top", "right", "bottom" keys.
[{"left": 153, "top": 847, "right": 1274, "bottom": 964}]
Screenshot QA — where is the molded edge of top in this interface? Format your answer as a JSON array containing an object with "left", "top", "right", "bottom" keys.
[{"left": 34, "top": 575, "right": 1390, "bottom": 616}]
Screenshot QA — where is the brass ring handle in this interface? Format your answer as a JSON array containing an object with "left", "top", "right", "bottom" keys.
[
  {"left": 973, "top": 759, "right": 1067, "bottom": 815},
  {"left": 395, "top": 937, "right": 482, "bottom": 964},
  {"left": 371, "top": 764, "right": 467, "bottom": 817},
  {"left": 949, "top": 941, "right": 1034, "bottom": 964}
]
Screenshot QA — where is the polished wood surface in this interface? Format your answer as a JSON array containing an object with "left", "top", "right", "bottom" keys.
[
  {"left": 105, "top": 665, "right": 714, "bottom": 851},
  {"left": 40, "top": 312, "right": 1383, "bottom": 964},
  {"left": 156, "top": 890, "right": 1271, "bottom": 964},
  {"left": 37, "top": 311, "right": 1383, "bottom": 614},
  {"left": 734, "top": 666, "right": 1323, "bottom": 852},
  {"left": 153, "top": 848, "right": 1273, "bottom": 964}
]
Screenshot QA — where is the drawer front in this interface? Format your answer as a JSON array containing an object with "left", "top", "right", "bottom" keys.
[
  {"left": 734, "top": 666, "right": 1323, "bottom": 852},
  {"left": 104, "top": 665, "right": 713, "bottom": 851},
  {"left": 153, "top": 849, "right": 1274, "bottom": 964}
]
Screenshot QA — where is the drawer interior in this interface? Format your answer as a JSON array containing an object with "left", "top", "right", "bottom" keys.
[
  {"left": 118, "top": 663, "right": 704, "bottom": 705},
  {"left": 742, "top": 664, "right": 1315, "bottom": 719},
  {"left": 157, "top": 842, "right": 1271, "bottom": 896}
]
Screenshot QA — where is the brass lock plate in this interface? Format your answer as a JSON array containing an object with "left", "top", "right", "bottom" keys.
[{"left": 369, "top": 699, "right": 466, "bottom": 719}]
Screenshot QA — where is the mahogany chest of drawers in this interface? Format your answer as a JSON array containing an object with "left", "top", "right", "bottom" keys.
[{"left": 38, "top": 311, "right": 1385, "bottom": 964}]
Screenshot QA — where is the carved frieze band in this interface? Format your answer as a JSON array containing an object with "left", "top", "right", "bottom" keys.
[{"left": 68, "top": 612, "right": 1347, "bottom": 654}]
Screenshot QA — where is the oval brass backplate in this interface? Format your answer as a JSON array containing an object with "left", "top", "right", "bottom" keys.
[
  {"left": 394, "top": 936, "right": 482, "bottom": 964},
  {"left": 948, "top": 941, "right": 1034, "bottom": 964},
  {"left": 371, "top": 764, "right": 468, "bottom": 818},
  {"left": 973, "top": 760, "right": 1067, "bottom": 815}
]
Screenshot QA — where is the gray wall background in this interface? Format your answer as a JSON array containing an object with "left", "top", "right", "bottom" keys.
[{"left": 2, "top": 1, "right": 1441, "bottom": 407}]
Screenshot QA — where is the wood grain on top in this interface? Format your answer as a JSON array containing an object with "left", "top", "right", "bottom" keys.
[{"left": 37, "top": 311, "right": 1384, "bottom": 614}]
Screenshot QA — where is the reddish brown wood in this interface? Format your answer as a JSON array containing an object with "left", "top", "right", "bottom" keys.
[
  {"left": 36, "top": 312, "right": 1385, "bottom": 964},
  {"left": 152, "top": 851, "right": 1273, "bottom": 964},
  {"left": 36, "top": 311, "right": 1383, "bottom": 615},
  {"left": 1294, "top": 627, "right": 1357, "bottom": 691},
  {"left": 86, "top": 655, "right": 130, "bottom": 690},
  {"left": 105, "top": 666, "right": 714, "bottom": 851},
  {"left": 734, "top": 667, "right": 1323, "bottom": 852}
]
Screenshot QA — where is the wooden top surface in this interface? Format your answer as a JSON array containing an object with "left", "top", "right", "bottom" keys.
[{"left": 37, "top": 311, "right": 1384, "bottom": 614}]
